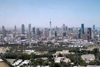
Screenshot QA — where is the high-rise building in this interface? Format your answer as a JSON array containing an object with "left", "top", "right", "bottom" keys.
[
  {"left": 44, "top": 28, "right": 49, "bottom": 38},
  {"left": 36, "top": 28, "right": 41, "bottom": 39},
  {"left": 14, "top": 25, "right": 17, "bottom": 32},
  {"left": 36, "top": 28, "right": 39, "bottom": 35},
  {"left": 2, "top": 25, "right": 6, "bottom": 37},
  {"left": 32, "top": 27, "right": 36, "bottom": 40},
  {"left": 28, "top": 24, "right": 31, "bottom": 34},
  {"left": 54, "top": 31, "right": 57, "bottom": 37},
  {"left": 93, "top": 25, "right": 95, "bottom": 30},
  {"left": 32, "top": 27, "right": 35, "bottom": 34},
  {"left": 49, "top": 20, "right": 52, "bottom": 39},
  {"left": 78, "top": 29, "right": 81, "bottom": 39},
  {"left": 28, "top": 24, "right": 31, "bottom": 39},
  {"left": 21, "top": 24, "right": 25, "bottom": 34},
  {"left": 81, "top": 24, "right": 84, "bottom": 34},
  {"left": 62, "top": 24, "right": 66, "bottom": 31},
  {"left": 87, "top": 28, "right": 92, "bottom": 41},
  {"left": 2, "top": 26, "right": 5, "bottom": 31}
]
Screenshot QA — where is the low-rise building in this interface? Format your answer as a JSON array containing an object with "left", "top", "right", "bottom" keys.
[
  {"left": 54, "top": 57, "right": 70, "bottom": 63},
  {"left": 81, "top": 54, "right": 95, "bottom": 63}
]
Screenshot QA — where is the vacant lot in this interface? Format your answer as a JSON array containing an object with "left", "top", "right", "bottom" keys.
[{"left": 0, "top": 62, "right": 9, "bottom": 67}]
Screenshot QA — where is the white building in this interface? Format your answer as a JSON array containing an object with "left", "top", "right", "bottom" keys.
[{"left": 81, "top": 54, "right": 95, "bottom": 63}]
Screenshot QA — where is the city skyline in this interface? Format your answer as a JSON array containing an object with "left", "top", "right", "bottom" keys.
[{"left": 0, "top": 0, "right": 100, "bottom": 28}]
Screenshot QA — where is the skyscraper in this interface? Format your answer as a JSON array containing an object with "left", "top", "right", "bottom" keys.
[
  {"left": 93, "top": 25, "right": 95, "bottom": 30},
  {"left": 2, "top": 25, "right": 6, "bottom": 37},
  {"left": 28, "top": 24, "right": 31, "bottom": 39},
  {"left": 44, "top": 28, "right": 49, "bottom": 38},
  {"left": 62, "top": 24, "right": 66, "bottom": 31},
  {"left": 54, "top": 31, "right": 57, "bottom": 37},
  {"left": 78, "top": 29, "right": 81, "bottom": 39},
  {"left": 36, "top": 28, "right": 41, "bottom": 39},
  {"left": 81, "top": 24, "right": 84, "bottom": 34},
  {"left": 21, "top": 24, "right": 25, "bottom": 34},
  {"left": 32, "top": 27, "right": 35, "bottom": 34},
  {"left": 49, "top": 20, "right": 52, "bottom": 39},
  {"left": 32, "top": 27, "right": 36, "bottom": 40},
  {"left": 87, "top": 28, "right": 92, "bottom": 41},
  {"left": 29, "top": 24, "right": 31, "bottom": 34},
  {"left": 2, "top": 26, "right": 5, "bottom": 31},
  {"left": 14, "top": 25, "right": 17, "bottom": 32}
]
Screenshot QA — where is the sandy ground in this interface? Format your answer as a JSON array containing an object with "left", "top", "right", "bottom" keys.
[{"left": 0, "top": 62, "right": 9, "bottom": 67}]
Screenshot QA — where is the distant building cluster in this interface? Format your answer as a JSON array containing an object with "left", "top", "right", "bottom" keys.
[{"left": 0, "top": 21, "right": 100, "bottom": 46}]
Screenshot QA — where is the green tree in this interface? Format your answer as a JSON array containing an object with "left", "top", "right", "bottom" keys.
[
  {"left": 53, "top": 63, "right": 61, "bottom": 67},
  {"left": 92, "top": 48, "right": 99, "bottom": 55},
  {"left": 21, "top": 53, "right": 30, "bottom": 60}
]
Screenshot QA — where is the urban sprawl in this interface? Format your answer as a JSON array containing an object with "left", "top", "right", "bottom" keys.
[{"left": 0, "top": 21, "right": 100, "bottom": 67}]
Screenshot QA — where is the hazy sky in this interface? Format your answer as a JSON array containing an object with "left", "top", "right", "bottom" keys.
[{"left": 0, "top": 0, "right": 100, "bottom": 28}]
